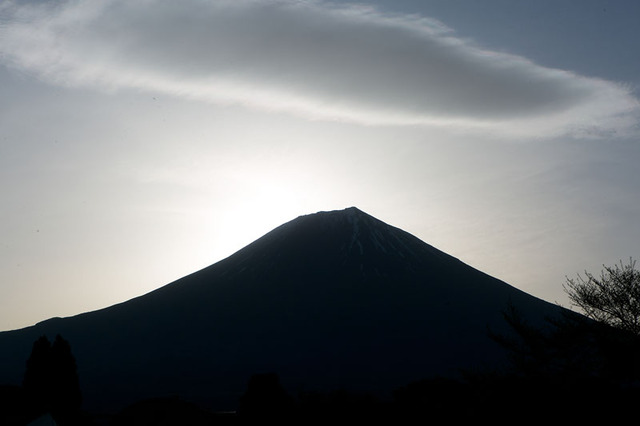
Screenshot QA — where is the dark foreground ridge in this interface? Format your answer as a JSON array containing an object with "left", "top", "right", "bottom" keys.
[{"left": 0, "top": 207, "right": 567, "bottom": 419}]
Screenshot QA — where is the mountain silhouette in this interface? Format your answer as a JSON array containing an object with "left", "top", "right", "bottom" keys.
[{"left": 0, "top": 207, "right": 565, "bottom": 413}]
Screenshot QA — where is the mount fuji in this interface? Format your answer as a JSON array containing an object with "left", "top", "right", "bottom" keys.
[{"left": 0, "top": 207, "right": 566, "bottom": 413}]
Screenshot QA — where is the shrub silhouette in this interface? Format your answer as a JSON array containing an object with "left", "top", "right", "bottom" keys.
[
  {"left": 111, "top": 397, "right": 218, "bottom": 426},
  {"left": 237, "top": 373, "right": 294, "bottom": 421},
  {"left": 485, "top": 303, "right": 640, "bottom": 422},
  {"left": 0, "top": 385, "right": 32, "bottom": 425},
  {"left": 298, "top": 388, "right": 388, "bottom": 423}
]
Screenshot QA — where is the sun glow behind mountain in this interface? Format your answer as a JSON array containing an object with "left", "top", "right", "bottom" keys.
[{"left": 0, "top": 207, "right": 568, "bottom": 413}]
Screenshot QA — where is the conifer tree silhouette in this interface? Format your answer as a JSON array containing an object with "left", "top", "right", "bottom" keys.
[
  {"left": 50, "top": 334, "right": 82, "bottom": 413},
  {"left": 23, "top": 335, "right": 53, "bottom": 412},
  {"left": 23, "top": 334, "right": 82, "bottom": 418}
]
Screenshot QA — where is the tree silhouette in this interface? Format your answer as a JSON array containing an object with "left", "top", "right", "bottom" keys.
[
  {"left": 23, "top": 335, "right": 53, "bottom": 412},
  {"left": 487, "top": 303, "right": 640, "bottom": 422},
  {"left": 564, "top": 258, "right": 640, "bottom": 336},
  {"left": 22, "top": 334, "right": 82, "bottom": 421},
  {"left": 50, "top": 335, "right": 82, "bottom": 414}
]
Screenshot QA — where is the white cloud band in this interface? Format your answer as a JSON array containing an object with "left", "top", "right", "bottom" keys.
[{"left": 1, "top": 0, "right": 638, "bottom": 138}]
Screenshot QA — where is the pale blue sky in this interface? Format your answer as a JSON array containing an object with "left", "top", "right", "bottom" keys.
[{"left": 1, "top": 0, "right": 639, "bottom": 330}]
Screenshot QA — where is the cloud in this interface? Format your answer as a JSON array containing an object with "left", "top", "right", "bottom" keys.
[{"left": 1, "top": 0, "right": 638, "bottom": 138}]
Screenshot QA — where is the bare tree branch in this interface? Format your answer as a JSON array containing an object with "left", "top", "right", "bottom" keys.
[{"left": 564, "top": 258, "right": 640, "bottom": 336}]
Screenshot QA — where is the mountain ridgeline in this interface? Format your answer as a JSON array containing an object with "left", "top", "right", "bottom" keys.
[{"left": 0, "top": 207, "right": 565, "bottom": 413}]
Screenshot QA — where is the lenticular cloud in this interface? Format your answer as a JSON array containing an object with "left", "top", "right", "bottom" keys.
[{"left": 1, "top": 0, "right": 637, "bottom": 138}]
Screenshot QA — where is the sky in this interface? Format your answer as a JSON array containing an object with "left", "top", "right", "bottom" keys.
[{"left": 1, "top": 0, "right": 639, "bottom": 331}]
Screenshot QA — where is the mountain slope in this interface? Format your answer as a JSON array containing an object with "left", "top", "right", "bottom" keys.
[{"left": 0, "top": 207, "right": 565, "bottom": 412}]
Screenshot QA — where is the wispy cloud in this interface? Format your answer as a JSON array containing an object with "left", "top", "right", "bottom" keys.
[{"left": 1, "top": 0, "right": 638, "bottom": 138}]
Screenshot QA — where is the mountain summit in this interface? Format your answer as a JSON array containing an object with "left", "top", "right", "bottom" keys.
[{"left": 0, "top": 207, "right": 564, "bottom": 412}]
